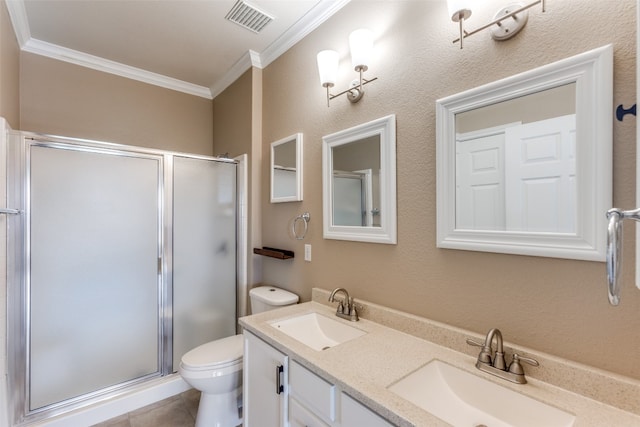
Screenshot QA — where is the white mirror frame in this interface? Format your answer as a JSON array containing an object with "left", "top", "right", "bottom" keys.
[
  {"left": 322, "top": 114, "right": 397, "bottom": 244},
  {"left": 270, "top": 133, "right": 303, "bottom": 203},
  {"left": 436, "top": 45, "right": 613, "bottom": 261}
]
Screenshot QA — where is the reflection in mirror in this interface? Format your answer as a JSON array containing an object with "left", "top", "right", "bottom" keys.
[
  {"left": 455, "top": 83, "right": 576, "bottom": 233},
  {"left": 332, "top": 135, "right": 381, "bottom": 227},
  {"left": 436, "top": 45, "right": 613, "bottom": 261},
  {"left": 270, "top": 133, "right": 303, "bottom": 203},
  {"left": 323, "top": 115, "right": 396, "bottom": 244}
]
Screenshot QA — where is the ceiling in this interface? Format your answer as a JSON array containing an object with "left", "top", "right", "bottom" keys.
[{"left": 5, "top": 0, "right": 350, "bottom": 99}]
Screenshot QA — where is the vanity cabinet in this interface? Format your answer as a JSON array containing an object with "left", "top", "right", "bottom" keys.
[
  {"left": 289, "top": 360, "right": 336, "bottom": 425},
  {"left": 289, "top": 398, "right": 331, "bottom": 427},
  {"left": 243, "top": 331, "right": 288, "bottom": 427},
  {"left": 341, "top": 393, "right": 394, "bottom": 427},
  {"left": 244, "top": 331, "right": 395, "bottom": 427}
]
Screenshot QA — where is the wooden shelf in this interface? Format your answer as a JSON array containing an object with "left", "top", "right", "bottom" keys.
[{"left": 253, "top": 247, "right": 294, "bottom": 259}]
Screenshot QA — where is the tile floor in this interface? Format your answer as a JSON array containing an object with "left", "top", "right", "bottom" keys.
[{"left": 91, "top": 389, "right": 200, "bottom": 427}]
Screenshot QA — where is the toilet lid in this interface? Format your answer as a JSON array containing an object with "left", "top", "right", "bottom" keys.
[{"left": 181, "top": 334, "right": 243, "bottom": 370}]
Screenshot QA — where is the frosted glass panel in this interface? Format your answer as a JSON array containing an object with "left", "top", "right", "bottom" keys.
[
  {"left": 29, "top": 145, "right": 161, "bottom": 410},
  {"left": 173, "top": 157, "right": 236, "bottom": 370}
]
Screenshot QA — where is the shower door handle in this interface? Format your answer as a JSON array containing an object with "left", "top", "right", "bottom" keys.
[
  {"left": 0, "top": 208, "right": 21, "bottom": 215},
  {"left": 275, "top": 365, "right": 284, "bottom": 395}
]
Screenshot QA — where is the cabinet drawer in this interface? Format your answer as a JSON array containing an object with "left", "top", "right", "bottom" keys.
[
  {"left": 341, "top": 393, "right": 395, "bottom": 427},
  {"left": 289, "top": 398, "right": 331, "bottom": 427},
  {"left": 289, "top": 361, "right": 336, "bottom": 422}
]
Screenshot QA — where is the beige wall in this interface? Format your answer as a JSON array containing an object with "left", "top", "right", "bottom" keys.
[
  {"left": 0, "top": 1, "right": 19, "bottom": 129},
  {"left": 213, "top": 68, "right": 253, "bottom": 157},
  {"left": 20, "top": 53, "right": 213, "bottom": 155},
  {"left": 260, "top": 0, "right": 639, "bottom": 380},
  {"left": 456, "top": 83, "right": 576, "bottom": 133}
]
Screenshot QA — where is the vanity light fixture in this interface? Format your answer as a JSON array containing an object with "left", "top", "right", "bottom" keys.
[
  {"left": 316, "top": 29, "right": 378, "bottom": 107},
  {"left": 448, "top": 0, "right": 546, "bottom": 49}
]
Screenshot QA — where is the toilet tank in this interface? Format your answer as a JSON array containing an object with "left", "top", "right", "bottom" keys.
[{"left": 249, "top": 286, "right": 299, "bottom": 314}]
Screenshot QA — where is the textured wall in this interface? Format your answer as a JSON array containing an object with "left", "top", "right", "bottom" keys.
[
  {"left": 0, "top": 1, "right": 19, "bottom": 129},
  {"left": 20, "top": 53, "right": 213, "bottom": 155},
  {"left": 260, "top": 0, "right": 638, "bottom": 379},
  {"left": 213, "top": 68, "right": 252, "bottom": 158}
]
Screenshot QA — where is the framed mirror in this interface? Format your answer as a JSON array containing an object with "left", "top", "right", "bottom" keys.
[
  {"left": 270, "top": 133, "right": 303, "bottom": 203},
  {"left": 322, "top": 115, "right": 396, "bottom": 244},
  {"left": 436, "top": 45, "right": 613, "bottom": 261}
]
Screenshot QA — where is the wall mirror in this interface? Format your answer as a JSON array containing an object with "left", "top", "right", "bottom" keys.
[
  {"left": 322, "top": 114, "right": 396, "bottom": 244},
  {"left": 436, "top": 45, "right": 612, "bottom": 261},
  {"left": 270, "top": 133, "right": 303, "bottom": 203}
]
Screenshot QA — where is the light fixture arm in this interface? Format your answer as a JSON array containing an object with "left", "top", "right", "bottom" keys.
[
  {"left": 453, "top": 0, "right": 545, "bottom": 46},
  {"left": 350, "top": 67, "right": 366, "bottom": 102},
  {"left": 326, "top": 75, "right": 378, "bottom": 105},
  {"left": 323, "top": 83, "right": 333, "bottom": 107},
  {"left": 457, "top": 14, "right": 466, "bottom": 49}
]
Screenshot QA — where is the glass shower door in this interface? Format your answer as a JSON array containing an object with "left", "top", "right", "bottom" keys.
[
  {"left": 172, "top": 156, "right": 237, "bottom": 370},
  {"left": 28, "top": 143, "right": 163, "bottom": 410}
]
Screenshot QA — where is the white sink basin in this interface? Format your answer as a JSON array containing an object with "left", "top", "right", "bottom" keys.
[
  {"left": 388, "top": 360, "right": 575, "bottom": 427},
  {"left": 270, "top": 312, "right": 366, "bottom": 351}
]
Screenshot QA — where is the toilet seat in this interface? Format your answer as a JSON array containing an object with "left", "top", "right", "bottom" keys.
[{"left": 180, "top": 334, "right": 243, "bottom": 371}]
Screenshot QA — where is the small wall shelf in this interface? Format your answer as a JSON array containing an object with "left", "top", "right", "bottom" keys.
[{"left": 253, "top": 247, "right": 294, "bottom": 259}]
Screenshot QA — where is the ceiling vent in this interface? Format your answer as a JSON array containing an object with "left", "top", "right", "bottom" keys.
[{"left": 225, "top": 1, "right": 274, "bottom": 34}]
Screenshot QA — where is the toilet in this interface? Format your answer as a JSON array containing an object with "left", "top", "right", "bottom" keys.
[{"left": 179, "top": 285, "right": 299, "bottom": 427}]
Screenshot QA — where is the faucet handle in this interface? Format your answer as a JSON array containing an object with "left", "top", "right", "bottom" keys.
[
  {"left": 466, "top": 338, "right": 492, "bottom": 364},
  {"left": 348, "top": 297, "right": 359, "bottom": 321},
  {"left": 508, "top": 353, "right": 539, "bottom": 375},
  {"left": 466, "top": 338, "right": 484, "bottom": 347}
]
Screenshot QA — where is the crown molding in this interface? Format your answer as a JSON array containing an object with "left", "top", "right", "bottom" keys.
[
  {"left": 5, "top": 0, "right": 30, "bottom": 46},
  {"left": 22, "top": 39, "right": 213, "bottom": 99},
  {"left": 6, "top": 0, "right": 350, "bottom": 100},
  {"left": 210, "top": 50, "right": 262, "bottom": 99},
  {"left": 260, "top": 0, "right": 350, "bottom": 68},
  {"left": 210, "top": 0, "right": 351, "bottom": 99}
]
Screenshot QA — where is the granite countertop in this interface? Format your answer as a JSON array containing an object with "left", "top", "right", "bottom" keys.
[{"left": 239, "top": 289, "right": 640, "bottom": 427}]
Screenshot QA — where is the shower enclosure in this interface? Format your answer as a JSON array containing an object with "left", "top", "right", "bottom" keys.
[{"left": 4, "top": 130, "right": 238, "bottom": 425}]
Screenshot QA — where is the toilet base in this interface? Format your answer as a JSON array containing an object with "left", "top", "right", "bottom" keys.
[{"left": 195, "top": 387, "right": 242, "bottom": 427}]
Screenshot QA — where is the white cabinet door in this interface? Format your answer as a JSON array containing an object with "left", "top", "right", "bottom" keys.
[
  {"left": 289, "top": 361, "right": 336, "bottom": 424},
  {"left": 289, "top": 398, "right": 331, "bottom": 427},
  {"left": 243, "top": 331, "right": 288, "bottom": 427},
  {"left": 341, "top": 393, "right": 394, "bottom": 427}
]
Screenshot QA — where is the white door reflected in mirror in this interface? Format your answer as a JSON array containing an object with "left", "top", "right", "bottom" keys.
[
  {"left": 455, "top": 83, "right": 577, "bottom": 233},
  {"left": 437, "top": 45, "right": 613, "bottom": 261}
]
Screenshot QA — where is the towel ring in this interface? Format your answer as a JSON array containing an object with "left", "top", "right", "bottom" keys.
[{"left": 292, "top": 212, "right": 310, "bottom": 240}]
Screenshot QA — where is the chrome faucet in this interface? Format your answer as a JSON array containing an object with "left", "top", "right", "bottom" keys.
[
  {"left": 328, "top": 287, "right": 359, "bottom": 321},
  {"left": 467, "top": 328, "right": 539, "bottom": 384}
]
